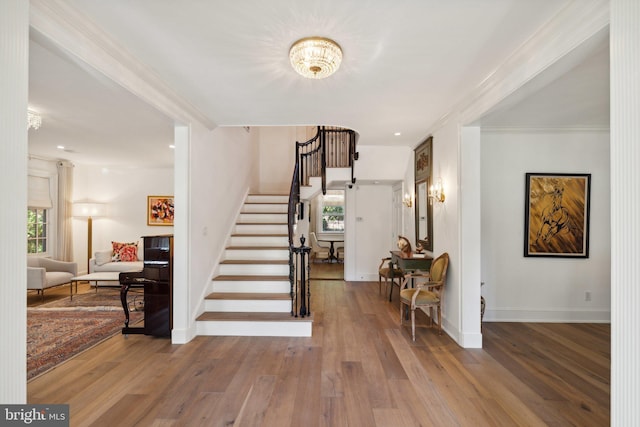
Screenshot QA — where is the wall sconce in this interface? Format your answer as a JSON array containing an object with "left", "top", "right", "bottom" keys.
[
  {"left": 403, "top": 193, "right": 413, "bottom": 208},
  {"left": 429, "top": 178, "right": 446, "bottom": 204}
]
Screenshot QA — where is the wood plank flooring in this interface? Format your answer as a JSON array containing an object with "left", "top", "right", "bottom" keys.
[{"left": 27, "top": 265, "right": 610, "bottom": 426}]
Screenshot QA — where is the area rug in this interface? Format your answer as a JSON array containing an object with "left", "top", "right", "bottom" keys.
[
  {"left": 39, "top": 287, "right": 145, "bottom": 310},
  {"left": 27, "top": 290, "right": 144, "bottom": 380}
]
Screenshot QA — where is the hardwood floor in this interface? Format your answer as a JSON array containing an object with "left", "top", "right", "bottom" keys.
[{"left": 27, "top": 266, "right": 610, "bottom": 426}]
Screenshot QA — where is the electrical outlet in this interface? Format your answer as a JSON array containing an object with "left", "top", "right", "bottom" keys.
[{"left": 585, "top": 291, "right": 592, "bottom": 302}]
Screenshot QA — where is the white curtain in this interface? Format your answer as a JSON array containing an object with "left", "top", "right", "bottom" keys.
[{"left": 56, "top": 160, "right": 74, "bottom": 261}]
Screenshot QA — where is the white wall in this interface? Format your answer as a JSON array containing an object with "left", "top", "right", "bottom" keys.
[
  {"left": 72, "top": 164, "right": 174, "bottom": 274},
  {"left": 355, "top": 145, "right": 412, "bottom": 182},
  {"left": 256, "top": 126, "right": 298, "bottom": 193},
  {"left": 344, "top": 183, "right": 394, "bottom": 281},
  {"left": 188, "top": 125, "right": 257, "bottom": 325},
  {"left": 481, "top": 130, "right": 611, "bottom": 322},
  {"left": 428, "top": 123, "right": 463, "bottom": 340}
]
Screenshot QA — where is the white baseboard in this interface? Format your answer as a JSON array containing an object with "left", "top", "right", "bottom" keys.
[
  {"left": 171, "top": 326, "right": 196, "bottom": 344},
  {"left": 484, "top": 308, "right": 611, "bottom": 323}
]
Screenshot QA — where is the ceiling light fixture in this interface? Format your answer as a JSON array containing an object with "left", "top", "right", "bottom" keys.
[
  {"left": 28, "top": 110, "right": 42, "bottom": 130},
  {"left": 289, "top": 37, "right": 342, "bottom": 79}
]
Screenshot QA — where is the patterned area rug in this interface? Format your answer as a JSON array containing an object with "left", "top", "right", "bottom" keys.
[{"left": 27, "top": 289, "right": 144, "bottom": 380}]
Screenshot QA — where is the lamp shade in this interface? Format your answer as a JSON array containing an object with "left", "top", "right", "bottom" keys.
[{"left": 73, "top": 202, "right": 107, "bottom": 218}]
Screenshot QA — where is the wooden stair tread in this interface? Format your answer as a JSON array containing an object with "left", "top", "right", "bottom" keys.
[
  {"left": 220, "top": 259, "right": 288, "bottom": 265},
  {"left": 240, "top": 212, "right": 287, "bottom": 214},
  {"left": 243, "top": 202, "right": 288, "bottom": 205},
  {"left": 231, "top": 233, "right": 287, "bottom": 237},
  {"left": 226, "top": 246, "right": 289, "bottom": 250},
  {"left": 206, "top": 292, "right": 290, "bottom": 300},
  {"left": 197, "top": 312, "right": 313, "bottom": 322},
  {"left": 213, "top": 275, "right": 289, "bottom": 281},
  {"left": 237, "top": 222, "right": 287, "bottom": 225}
]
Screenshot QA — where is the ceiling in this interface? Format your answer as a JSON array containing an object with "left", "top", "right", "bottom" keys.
[{"left": 27, "top": 0, "right": 609, "bottom": 168}]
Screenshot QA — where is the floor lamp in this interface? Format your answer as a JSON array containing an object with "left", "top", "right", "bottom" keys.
[{"left": 73, "top": 202, "right": 107, "bottom": 273}]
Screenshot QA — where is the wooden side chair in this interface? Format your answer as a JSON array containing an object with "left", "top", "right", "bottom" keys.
[
  {"left": 399, "top": 252, "right": 449, "bottom": 340},
  {"left": 378, "top": 257, "right": 404, "bottom": 301}
]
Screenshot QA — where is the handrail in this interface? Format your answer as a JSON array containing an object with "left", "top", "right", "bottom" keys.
[
  {"left": 287, "top": 162, "right": 300, "bottom": 247},
  {"left": 288, "top": 125, "right": 358, "bottom": 317}
]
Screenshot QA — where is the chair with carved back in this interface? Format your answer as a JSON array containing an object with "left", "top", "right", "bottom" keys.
[
  {"left": 399, "top": 252, "right": 449, "bottom": 340},
  {"left": 378, "top": 257, "right": 404, "bottom": 300}
]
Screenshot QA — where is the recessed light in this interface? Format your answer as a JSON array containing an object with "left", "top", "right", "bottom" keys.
[
  {"left": 394, "top": 132, "right": 401, "bottom": 136},
  {"left": 57, "top": 145, "right": 65, "bottom": 150},
  {"left": 169, "top": 144, "right": 175, "bottom": 149}
]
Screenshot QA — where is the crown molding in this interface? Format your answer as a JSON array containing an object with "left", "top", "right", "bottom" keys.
[
  {"left": 481, "top": 126, "right": 610, "bottom": 134},
  {"left": 29, "top": 0, "right": 216, "bottom": 130},
  {"left": 426, "top": 0, "right": 610, "bottom": 136}
]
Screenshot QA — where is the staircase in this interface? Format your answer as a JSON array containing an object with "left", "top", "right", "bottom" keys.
[{"left": 195, "top": 194, "right": 312, "bottom": 337}]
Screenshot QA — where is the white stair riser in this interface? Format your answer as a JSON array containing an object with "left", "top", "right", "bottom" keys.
[
  {"left": 225, "top": 249, "right": 289, "bottom": 261},
  {"left": 246, "top": 195, "right": 288, "bottom": 204},
  {"left": 214, "top": 280, "right": 290, "bottom": 293},
  {"left": 235, "top": 224, "right": 288, "bottom": 234},
  {"left": 230, "top": 236, "right": 288, "bottom": 247},
  {"left": 204, "top": 299, "right": 291, "bottom": 312},
  {"left": 219, "top": 264, "right": 289, "bottom": 276},
  {"left": 196, "top": 320, "right": 312, "bottom": 337},
  {"left": 242, "top": 204, "right": 288, "bottom": 213},
  {"left": 238, "top": 213, "right": 287, "bottom": 223}
]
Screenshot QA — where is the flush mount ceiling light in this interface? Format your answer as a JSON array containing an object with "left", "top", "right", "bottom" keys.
[{"left": 289, "top": 37, "right": 343, "bottom": 79}]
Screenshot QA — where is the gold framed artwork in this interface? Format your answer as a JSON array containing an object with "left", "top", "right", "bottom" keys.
[
  {"left": 524, "top": 173, "right": 591, "bottom": 258},
  {"left": 147, "top": 196, "right": 174, "bottom": 226}
]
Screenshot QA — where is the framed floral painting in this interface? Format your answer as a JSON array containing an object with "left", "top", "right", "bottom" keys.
[{"left": 147, "top": 196, "right": 174, "bottom": 226}]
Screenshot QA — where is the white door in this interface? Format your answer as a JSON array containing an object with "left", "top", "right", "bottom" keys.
[{"left": 392, "top": 184, "right": 403, "bottom": 245}]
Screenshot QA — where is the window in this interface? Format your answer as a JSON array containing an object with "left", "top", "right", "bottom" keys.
[
  {"left": 27, "top": 208, "right": 49, "bottom": 254},
  {"left": 320, "top": 190, "right": 345, "bottom": 233}
]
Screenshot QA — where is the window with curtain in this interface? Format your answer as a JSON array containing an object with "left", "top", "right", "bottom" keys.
[
  {"left": 27, "top": 174, "right": 53, "bottom": 255},
  {"left": 319, "top": 190, "right": 345, "bottom": 233},
  {"left": 27, "top": 208, "right": 48, "bottom": 254}
]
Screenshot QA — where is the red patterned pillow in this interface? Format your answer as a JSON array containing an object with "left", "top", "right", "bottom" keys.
[{"left": 111, "top": 241, "right": 138, "bottom": 262}]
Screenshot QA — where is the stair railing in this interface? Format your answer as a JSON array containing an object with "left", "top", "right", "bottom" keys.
[
  {"left": 287, "top": 125, "right": 358, "bottom": 317},
  {"left": 290, "top": 235, "right": 311, "bottom": 318},
  {"left": 296, "top": 126, "right": 359, "bottom": 194}
]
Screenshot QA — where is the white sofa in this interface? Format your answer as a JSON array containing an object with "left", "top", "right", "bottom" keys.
[
  {"left": 89, "top": 250, "right": 144, "bottom": 274},
  {"left": 27, "top": 257, "right": 78, "bottom": 299}
]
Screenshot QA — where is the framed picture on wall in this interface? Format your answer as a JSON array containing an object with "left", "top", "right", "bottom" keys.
[
  {"left": 147, "top": 196, "right": 174, "bottom": 226},
  {"left": 524, "top": 173, "right": 591, "bottom": 258}
]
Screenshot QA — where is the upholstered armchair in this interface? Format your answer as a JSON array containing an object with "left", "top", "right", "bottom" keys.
[
  {"left": 310, "top": 231, "right": 330, "bottom": 262},
  {"left": 27, "top": 257, "right": 77, "bottom": 300},
  {"left": 399, "top": 252, "right": 449, "bottom": 340}
]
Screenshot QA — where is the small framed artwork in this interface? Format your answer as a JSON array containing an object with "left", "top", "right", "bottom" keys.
[
  {"left": 147, "top": 196, "right": 174, "bottom": 226},
  {"left": 524, "top": 173, "right": 591, "bottom": 258}
]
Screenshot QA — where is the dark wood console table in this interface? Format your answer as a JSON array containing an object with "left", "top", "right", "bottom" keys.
[
  {"left": 390, "top": 250, "right": 433, "bottom": 273},
  {"left": 386, "top": 251, "right": 433, "bottom": 301}
]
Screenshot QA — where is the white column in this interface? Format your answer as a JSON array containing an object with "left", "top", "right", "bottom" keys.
[
  {"left": 611, "top": 0, "right": 640, "bottom": 424},
  {"left": 171, "top": 125, "right": 192, "bottom": 344},
  {"left": 0, "top": 0, "right": 29, "bottom": 403},
  {"left": 459, "top": 126, "right": 482, "bottom": 348}
]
